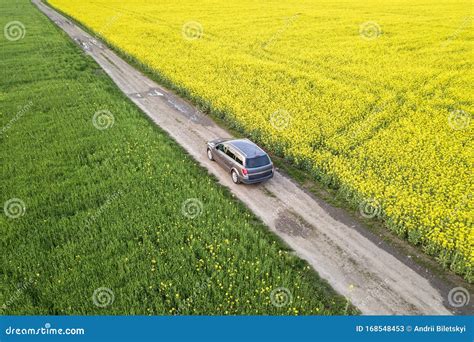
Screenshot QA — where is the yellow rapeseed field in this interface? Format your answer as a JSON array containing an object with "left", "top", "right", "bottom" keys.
[{"left": 49, "top": 0, "right": 473, "bottom": 280}]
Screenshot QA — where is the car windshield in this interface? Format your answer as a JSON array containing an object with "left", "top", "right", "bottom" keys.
[{"left": 246, "top": 155, "right": 270, "bottom": 168}]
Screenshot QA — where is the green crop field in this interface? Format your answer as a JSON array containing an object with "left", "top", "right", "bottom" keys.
[{"left": 0, "top": 0, "right": 356, "bottom": 315}]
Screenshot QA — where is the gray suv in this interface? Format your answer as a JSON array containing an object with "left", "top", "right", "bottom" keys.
[{"left": 207, "top": 138, "right": 274, "bottom": 184}]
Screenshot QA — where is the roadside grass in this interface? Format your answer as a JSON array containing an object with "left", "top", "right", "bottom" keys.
[{"left": 0, "top": 0, "right": 357, "bottom": 315}]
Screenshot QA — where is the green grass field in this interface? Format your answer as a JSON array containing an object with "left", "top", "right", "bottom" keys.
[{"left": 0, "top": 0, "right": 356, "bottom": 315}]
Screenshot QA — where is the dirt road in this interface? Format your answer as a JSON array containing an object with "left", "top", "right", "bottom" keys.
[{"left": 33, "top": 0, "right": 469, "bottom": 315}]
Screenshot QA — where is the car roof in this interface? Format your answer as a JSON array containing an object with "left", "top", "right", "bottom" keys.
[{"left": 227, "top": 139, "right": 266, "bottom": 158}]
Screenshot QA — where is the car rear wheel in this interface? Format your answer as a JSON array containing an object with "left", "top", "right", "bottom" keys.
[
  {"left": 231, "top": 170, "right": 240, "bottom": 184},
  {"left": 207, "top": 148, "right": 213, "bottom": 161}
]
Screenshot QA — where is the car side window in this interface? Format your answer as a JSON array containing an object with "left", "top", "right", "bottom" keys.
[
  {"left": 217, "top": 144, "right": 224, "bottom": 152},
  {"left": 225, "top": 148, "right": 235, "bottom": 160},
  {"left": 234, "top": 155, "right": 243, "bottom": 165}
]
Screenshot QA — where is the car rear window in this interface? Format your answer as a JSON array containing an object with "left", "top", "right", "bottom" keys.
[{"left": 246, "top": 155, "right": 270, "bottom": 168}]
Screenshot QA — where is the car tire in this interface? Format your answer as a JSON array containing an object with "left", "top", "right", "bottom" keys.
[
  {"left": 231, "top": 169, "right": 240, "bottom": 184},
  {"left": 207, "top": 148, "right": 213, "bottom": 161}
]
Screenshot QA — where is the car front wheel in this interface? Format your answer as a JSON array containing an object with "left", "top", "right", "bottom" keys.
[
  {"left": 231, "top": 170, "right": 240, "bottom": 184},
  {"left": 207, "top": 148, "right": 213, "bottom": 161}
]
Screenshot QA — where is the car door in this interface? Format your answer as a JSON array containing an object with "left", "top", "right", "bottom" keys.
[
  {"left": 221, "top": 144, "right": 237, "bottom": 172},
  {"left": 214, "top": 143, "right": 228, "bottom": 169}
]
